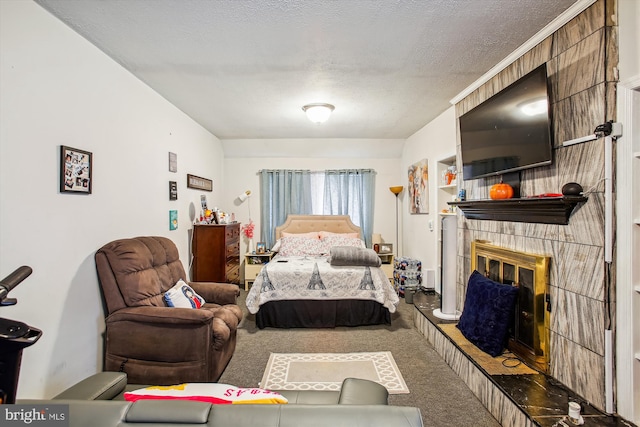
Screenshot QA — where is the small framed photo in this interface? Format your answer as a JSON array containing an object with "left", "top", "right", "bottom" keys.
[
  {"left": 60, "top": 145, "right": 92, "bottom": 194},
  {"left": 168, "top": 152, "right": 177, "bottom": 172},
  {"left": 256, "top": 242, "right": 266, "bottom": 254},
  {"left": 169, "top": 181, "right": 178, "bottom": 200},
  {"left": 379, "top": 243, "right": 393, "bottom": 254}
]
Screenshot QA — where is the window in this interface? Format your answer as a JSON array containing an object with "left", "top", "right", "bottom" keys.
[{"left": 260, "top": 169, "right": 376, "bottom": 247}]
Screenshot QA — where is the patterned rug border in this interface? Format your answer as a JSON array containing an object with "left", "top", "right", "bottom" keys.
[{"left": 260, "top": 351, "right": 409, "bottom": 394}]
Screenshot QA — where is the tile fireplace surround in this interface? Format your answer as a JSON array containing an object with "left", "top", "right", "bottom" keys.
[{"left": 413, "top": 291, "right": 633, "bottom": 427}]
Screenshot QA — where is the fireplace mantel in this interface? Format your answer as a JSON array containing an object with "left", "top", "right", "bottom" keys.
[{"left": 448, "top": 196, "right": 587, "bottom": 225}]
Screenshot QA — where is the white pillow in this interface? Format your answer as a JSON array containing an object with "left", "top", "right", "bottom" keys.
[
  {"left": 278, "top": 236, "right": 327, "bottom": 257},
  {"left": 164, "top": 279, "right": 205, "bottom": 309},
  {"left": 320, "top": 234, "right": 366, "bottom": 249},
  {"left": 281, "top": 231, "right": 320, "bottom": 239},
  {"left": 318, "top": 230, "right": 360, "bottom": 239}
]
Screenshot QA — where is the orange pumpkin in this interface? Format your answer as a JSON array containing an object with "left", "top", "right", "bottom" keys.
[{"left": 490, "top": 182, "right": 514, "bottom": 199}]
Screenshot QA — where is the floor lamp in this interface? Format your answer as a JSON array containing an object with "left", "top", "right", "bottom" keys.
[{"left": 389, "top": 186, "right": 403, "bottom": 256}]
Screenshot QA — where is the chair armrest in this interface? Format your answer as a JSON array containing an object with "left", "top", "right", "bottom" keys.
[
  {"left": 106, "top": 306, "right": 214, "bottom": 326},
  {"left": 53, "top": 372, "right": 127, "bottom": 400},
  {"left": 189, "top": 281, "right": 239, "bottom": 305}
]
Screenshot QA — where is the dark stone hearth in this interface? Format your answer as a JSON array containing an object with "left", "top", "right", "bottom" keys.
[{"left": 413, "top": 290, "right": 635, "bottom": 427}]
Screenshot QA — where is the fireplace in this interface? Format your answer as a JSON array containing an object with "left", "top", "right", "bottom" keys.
[{"left": 471, "top": 241, "right": 550, "bottom": 373}]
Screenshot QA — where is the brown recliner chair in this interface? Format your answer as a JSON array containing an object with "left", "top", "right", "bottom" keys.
[{"left": 95, "top": 236, "right": 242, "bottom": 385}]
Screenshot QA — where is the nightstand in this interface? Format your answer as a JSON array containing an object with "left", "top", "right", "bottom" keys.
[
  {"left": 243, "top": 252, "right": 274, "bottom": 291},
  {"left": 378, "top": 253, "right": 394, "bottom": 282}
]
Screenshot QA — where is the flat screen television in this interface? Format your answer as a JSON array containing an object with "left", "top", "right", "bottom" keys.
[{"left": 459, "top": 64, "right": 553, "bottom": 181}]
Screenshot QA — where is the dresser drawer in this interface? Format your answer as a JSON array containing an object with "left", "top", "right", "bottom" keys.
[
  {"left": 226, "top": 241, "right": 240, "bottom": 260},
  {"left": 226, "top": 224, "right": 240, "bottom": 241},
  {"left": 226, "top": 265, "right": 239, "bottom": 284}
]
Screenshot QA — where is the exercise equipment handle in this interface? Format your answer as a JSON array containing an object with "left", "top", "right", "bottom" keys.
[{"left": 0, "top": 266, "right": 32, "bottom": 301}]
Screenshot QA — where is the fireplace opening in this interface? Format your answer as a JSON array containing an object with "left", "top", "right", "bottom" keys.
[{"left": 471, "top": 241, "right": 550, "bottom": 373}]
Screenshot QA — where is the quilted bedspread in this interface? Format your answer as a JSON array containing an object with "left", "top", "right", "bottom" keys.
[{"left": 245, "top": 255, "right": 399, "bottom": 314}]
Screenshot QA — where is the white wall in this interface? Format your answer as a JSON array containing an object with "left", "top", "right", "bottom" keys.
[
  {"left": 0, "top": 1, "right": 224, "bottom": 399},
  {"left": 400, "top": 108, "right": 457, "bottom": 288},
  {"left": 618, "top": 0, "right": 640, "bottom": 82},
  {"left": 222, "top": 143, "right": 403, "bottom": 253}
]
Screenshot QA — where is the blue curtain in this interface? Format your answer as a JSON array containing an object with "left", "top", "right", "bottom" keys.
[
  {"left": 323, "top": 169, "right": 376, "bottom": 247},
  {"left": 260, "top": 169, "right": 313, "bottom": 248}
]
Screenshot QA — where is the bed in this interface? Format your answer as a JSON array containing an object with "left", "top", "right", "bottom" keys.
[{"left": 245, "top": 215, "right": 399, "bottom": 329}]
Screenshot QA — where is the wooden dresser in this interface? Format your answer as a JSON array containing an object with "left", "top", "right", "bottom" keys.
[{"left": 191, "top": 223, "right": 240, "bottom": 284}]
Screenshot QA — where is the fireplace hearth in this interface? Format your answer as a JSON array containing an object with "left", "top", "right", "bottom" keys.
[{"left": 471, "top": 241, "right": 550, "bottom": 373}]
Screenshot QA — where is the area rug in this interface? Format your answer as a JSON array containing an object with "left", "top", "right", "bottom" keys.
[
  {"left": 438, "top": 323, "right": 538, "bottom": 375},
  {"left": 260, "top": 351, "right": 409, "bottom": 394}
]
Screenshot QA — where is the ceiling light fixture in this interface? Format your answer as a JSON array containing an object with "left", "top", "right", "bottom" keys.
[{"left": 302, "top": 103, "right": 335, "bottom": 124}]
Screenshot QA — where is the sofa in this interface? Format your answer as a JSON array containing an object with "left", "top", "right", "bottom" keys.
[
  {"left": 95, "top": 236, "right": 243, "bottom": 385},
  {"left": 19, "top": 372, "right": 423, "bottom": 427}
]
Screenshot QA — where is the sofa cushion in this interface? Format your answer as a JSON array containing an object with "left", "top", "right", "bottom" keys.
[
  {"left": 456, "top": 270, "right": 518, "bottom": 357},
  {"left": 164, "top": 280, "right": 205, "bottom": 308}
]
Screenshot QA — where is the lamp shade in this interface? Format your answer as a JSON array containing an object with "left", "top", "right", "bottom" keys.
[
  {"left": 302, "top": 103, "right": 335, "bottom": 124},
  {"left": 389, "top": 186, "right": 404, "bottom": 195},
  {"left": 238, "top": 190, "right": 251, "bottom": 202}
]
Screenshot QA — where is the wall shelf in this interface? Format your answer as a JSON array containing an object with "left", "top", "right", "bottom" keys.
[
  {"left": 439, "top": 183, "right": 457, "bottom": 190},
  {"left": 448, "top": 196, "right": 588, "bottom": 225}
]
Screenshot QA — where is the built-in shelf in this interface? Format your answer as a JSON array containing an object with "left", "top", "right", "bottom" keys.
[
  {"left": 439, "top": 184, "right": 457, "bottom": 190},
  {"left": 634, "top": 151, "right": 640, "bottom": 159},
  {"left": 636, "top": 353, "right": 640, "bottom": 362},
  {"left": 448, "top": 196, "right": 588, "bottom": 225},
  {"left": 635, "top": 285, "right": 640, "bottom": 293},
  {"left": 635, "top": 218, "right": 640, "bottom": 225}
]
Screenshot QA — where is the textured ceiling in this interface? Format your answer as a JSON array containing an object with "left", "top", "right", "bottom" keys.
[{"left": 35, "top": 0, "right": 579, "bottom": 140}]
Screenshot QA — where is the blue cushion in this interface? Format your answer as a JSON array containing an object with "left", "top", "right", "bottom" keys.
[{"left": 456, "top": 271, "right": 519, "bottom": 357}]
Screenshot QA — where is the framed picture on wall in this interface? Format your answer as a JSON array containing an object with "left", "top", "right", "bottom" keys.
[
  {"left": 168, "top": 152, "right": 177, "bottom": 172},
  {"left": 408, "top": 159, "right": 429, "bottom": 214},
  {"left": 187, "top": 174, "right": 213, "bottom": 191},
  {"left": 379, "top": 243, "right": 393, "bottom": 254},
  {"left": 169, "top": 181, "right": 178, "bottom": 200},
  {"left": 60, "top": 145, "right": 92, "bottom": 194}
]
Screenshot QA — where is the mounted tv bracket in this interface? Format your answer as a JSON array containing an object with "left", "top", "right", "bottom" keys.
[{"left": 562, "top": 120, "right": 623, "bottom": 146}]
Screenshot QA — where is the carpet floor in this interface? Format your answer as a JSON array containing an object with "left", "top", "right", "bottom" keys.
[{"left": 219, "top": 290, "right": 501, "bottom": 427}]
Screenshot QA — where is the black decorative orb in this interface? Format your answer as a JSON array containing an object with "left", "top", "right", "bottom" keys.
[{"left": 562, "top": 182, "right": 583, "bottom": 196}]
